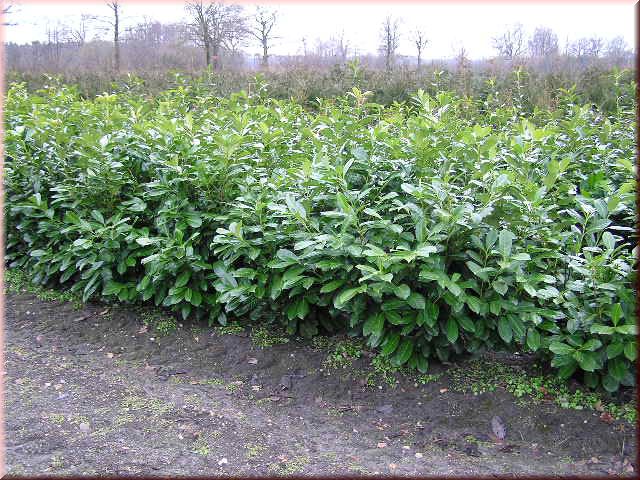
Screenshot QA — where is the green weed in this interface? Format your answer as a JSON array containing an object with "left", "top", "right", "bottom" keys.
[{"left": 251, "top": 326, "right": 290, "bottom": 348}]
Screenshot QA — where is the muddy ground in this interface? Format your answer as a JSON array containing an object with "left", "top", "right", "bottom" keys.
[{"left": 4, "top": 291, "right": 637, "bottom": 476}]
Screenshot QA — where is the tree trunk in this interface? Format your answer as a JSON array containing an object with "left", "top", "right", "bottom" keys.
[
  {"left": 212, "top": 43, "right": 220, "bottom": 70},
  {"left": 262, "top": 40, "right": 268, "bottom": 67},
  {"left": 205, "top": 41, "right": 211, "bottom": 67},
  {"left": 417, "top": 50, "right": 422, "bottom": 69},
  {"left": 113, "top": 4, "right": 120, "bottom": 72}
]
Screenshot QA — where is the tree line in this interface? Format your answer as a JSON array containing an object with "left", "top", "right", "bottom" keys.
[{"left": 4, "top": 0, "right": 635, "bottom": 74}]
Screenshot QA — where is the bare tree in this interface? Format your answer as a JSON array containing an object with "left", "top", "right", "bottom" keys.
[
  {"left": 248, "top": 6, "right": 277, "bottom": 68},
  {"left": 573, "top": 38, "right": 588, "bottom": 57},
  {"left": 45, "top": 21, "right": 73, "bottom": 68},
  {"left": 379, "top": 15, "right": 400, "bottom": 71},
  {"left": 106, "top": 1, "right": 121, "bottom": 71},
  {"left": 606, "top": 36, "right": 631, "bottom": 64},
  {"left": 571, "top": 36, "right": 604, "bottom": 58},
  {"left": 70, "top": 15, "right": 92, "bottom": 46},
  {"left": 82, "top": 1, "right": 127, "bottom": 70},
  {"left": 124, "top": 18, "right": 185, "bottom": 47},
  {"left": 333, "top": 30, "right": 349, "bottom": 61},
  {"left": 528, "top": 26, "right": 558, "bottom": 57},
  {"left": 411, "top": 29, "right": 429, "bottom": 68},
  {"left": 185, "top": 1, "right": 213, "bottom": 67},
  {"left": 224, "top": 25, "right": 247, "bottom": 57},
  {"left": 586, "top": 37, "right": 604, "bottom": 57},
  {"left": 455, "top": 46, "right": 471, "bottom": 96},
  {"left": 492, "top": 23, "right": 525, "bottom": 59},
  {"left": 185, "top": 0, "right": 244, "bottom": 69}
]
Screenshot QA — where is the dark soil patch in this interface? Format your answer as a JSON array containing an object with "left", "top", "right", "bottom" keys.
[{"left": 4, "top": 292, "right": 637, "bottom": 476}]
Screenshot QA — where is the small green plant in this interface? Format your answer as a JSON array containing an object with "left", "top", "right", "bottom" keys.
[
  {"left": 251, "top": 326, "right": 290, "bottom": 348},
  {"left": 193, "top": 438, "right": 210, "bottom": 456},
  {"left": 310, "top": 336, "right": 333, "bottom": 351},
  {"left": 268, "top": 455, "right": 310, "bottom": 475},
  {"left": 69, "top": 415, "right": 90, "bottom": 425},
  {"left": 50, "top": 455, "right": 64, "bottom": 469},
  {"left": 48, "top": 413, "right": 65, "bottom": 425},
  {"left": 155, "top": 317, "right": 177, "bottom": 335},
  {"left": 322, "top": 338, "right": 364, "bottom": 370},
  {"left": 215, "top": 323, "right": 245, "bottom": 336},
  {"left": 326, "top": 407, "right": 345, "bottom": 417},
  {"left": 192, "top": 377, "right": 224, "bottom": 386},
  {"left": 449, "top": 358, "right": 636, "bottom": 422},
  {"left": 225, "top": 381, "right": 243, "bottom": 393},
  {"left": 5, "top": 269, "right": 82, "bottom": 308},
  {"left": 415, "top": 372, "right": 442, "bottom": 385},
  {"left": 120, "top": 394, "right": 173, "bottom": 416},
  {"left": 245, "top": 443, "right": 267, "bottom": 459},
  {"left": 140, "top": 309, "right": 177, "bottom": 336},
  {"left": 366, "top": 355, "right": 403, "bottom": 387}
]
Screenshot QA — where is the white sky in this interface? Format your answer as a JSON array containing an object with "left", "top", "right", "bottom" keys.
[{"left": 4, "top": 1, "right": 637, "bottom": 59}]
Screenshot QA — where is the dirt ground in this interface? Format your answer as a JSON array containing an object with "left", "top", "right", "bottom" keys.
[{"left": 4, "top": 291, "right": 637, "bottom": 476}]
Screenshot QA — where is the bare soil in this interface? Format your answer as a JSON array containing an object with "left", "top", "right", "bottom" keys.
[{"left": 4, "top": 292, "right": 637, "bottom": 476}]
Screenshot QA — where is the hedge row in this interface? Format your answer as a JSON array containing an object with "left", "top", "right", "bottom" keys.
[{"left": 4, "top": 81, "right": 636, "bottom": 391}]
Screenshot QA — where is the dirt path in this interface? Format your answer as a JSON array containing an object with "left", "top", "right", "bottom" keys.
[{"left": 4, "top": 292, "right": 636, "bottom": 476}]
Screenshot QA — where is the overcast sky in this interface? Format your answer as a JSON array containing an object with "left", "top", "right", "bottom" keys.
[{"left": 4, "top": 1, "right": 636, "bottom": 59}]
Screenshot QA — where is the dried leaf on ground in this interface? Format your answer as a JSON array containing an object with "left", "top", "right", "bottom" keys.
[{"left": 491, "top": 415, "right": 507, "bottom": 441}]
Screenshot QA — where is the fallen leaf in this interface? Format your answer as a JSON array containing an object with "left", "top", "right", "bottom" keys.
[
  {"left": 106, "top": 352, "right": 114, "bottom": 359},
  {"left": 247, "top": 357, "right": 258, "bottom": 365},
  {"left": 439, "top": 388, "right": 448, "bottom": 394},
  {"left": 491, "top": 415, "right": 507, "bottom": 441},
  {"left": 594, "top": 401, "right": 604, "bottom": 412},
  {"left": 99, "top": 308, "right": 109, "bottom": 316},
  {"left": 415, "top": 452, "right": 423, "bottom": 459},
  {"left": 138, "top": 325, "right": 148, "bottom": 334},
  {"left": 377, "top": 442, "right": 387, "bottom": 448},
  {"left": 251, "top": 385, "right": 261, "bottom": 392},
  {"left": 376, "top": 404, "right": 393, "bottom": 414},
  {"left": 79, "top": 422, "right": 90, "bottom": 432},
  {"left": 599, "top": 412, "right": 614, "bottom": 424},
  {"left": 218, "top": 458, "right": 228, "bottom": 466}
]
